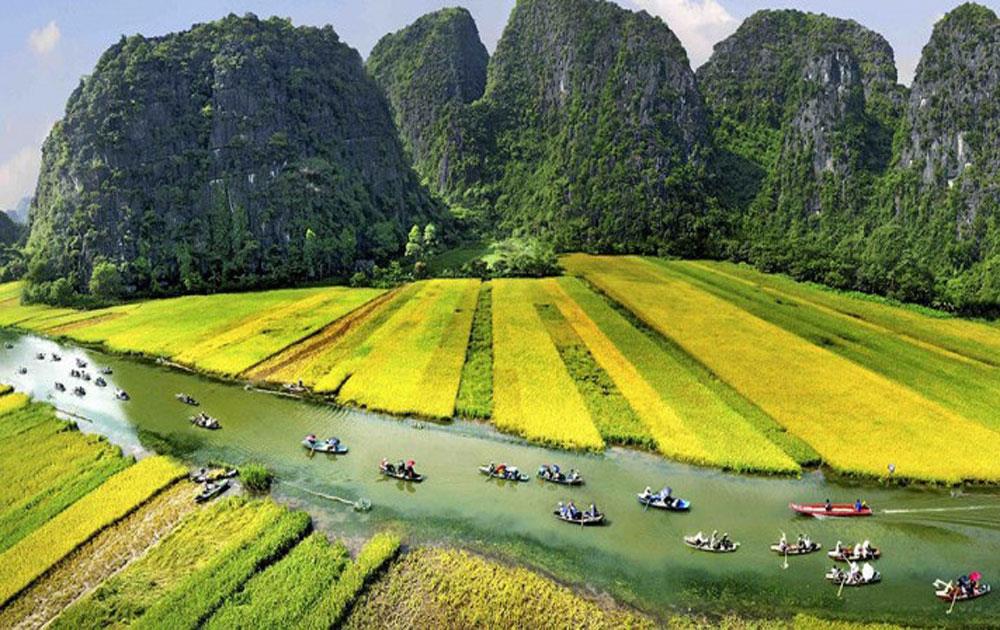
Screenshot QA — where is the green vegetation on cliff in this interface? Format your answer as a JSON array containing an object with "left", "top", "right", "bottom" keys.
[{"left": 25, "top": 13, "right": 442, "bottom": 305}]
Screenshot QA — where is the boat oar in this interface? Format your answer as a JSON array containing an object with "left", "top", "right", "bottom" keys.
[
  {"left": 782, "top": 548, "right": 789, "bottom": 570},
  {"left": 947, "top": 589, "right": 958, "bottom": 615},
  {"left": 837, "top": 576, "right": 846, "bottom": 598}
]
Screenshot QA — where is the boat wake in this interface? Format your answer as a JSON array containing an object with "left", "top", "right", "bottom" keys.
[{"left": 881, "top": 505, "right": 1000, "bottom": 515}]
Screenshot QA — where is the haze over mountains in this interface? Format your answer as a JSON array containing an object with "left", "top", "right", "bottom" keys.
[{"left": 18, "top": 0, "right": 1000, "bottom": 314}]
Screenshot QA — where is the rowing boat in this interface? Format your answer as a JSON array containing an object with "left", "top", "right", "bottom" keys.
[
  {"left": 637, "top": 494, "right": 690, "bottom": 511},
  {"left": 684, "top": 536, "right": 739, "bottom": 553},
  {"left": 479, "top": 466, "right": 529, "bottom": 482},
  {"left": 302, "top": 439, "right": 349, "bottom": 454},
  {"left": 770, "top": 542, "right": 822, "bottom": 555},
  {"left": 553, "top": 510, "right": 604, "bottom": 526}
]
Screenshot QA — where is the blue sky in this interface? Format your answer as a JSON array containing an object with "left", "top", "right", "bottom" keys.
[{"left": 1, "top": 0, "right": 995, "bottom": 209}]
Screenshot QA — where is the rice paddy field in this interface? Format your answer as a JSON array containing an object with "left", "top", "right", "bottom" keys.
[
  {"left": 562, "top": 254, "right": 1000, "bottom": 483},
  {"left": 2, "top": 250, "right": 999, "bottom": 483}
]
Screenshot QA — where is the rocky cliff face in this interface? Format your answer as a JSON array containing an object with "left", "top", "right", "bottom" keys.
[
  {"left": 25, "top": 14, "right": 440, "bottom": 303},
  {"left": 898, "top": 3, "right": 1000, "bottom": 220},
  {"left": 439, "top": 0, "right": 716, "bottom": 254},
  {"left": 698, "top": 10, "right": 904, "bottom": 217},
  {"left": 367, "top": 8, "right": 488, "bottom": 192}
]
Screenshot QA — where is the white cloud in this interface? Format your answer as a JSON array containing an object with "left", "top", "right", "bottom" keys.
[
  {"left": 0, "top": 145, "right": 41, "bottom": 210},
  {"left": 628, "top": 0, "right": 738, "bottom": 68},
  {"left": 28, "top": 21, "right": 61, "bottom": 56}
]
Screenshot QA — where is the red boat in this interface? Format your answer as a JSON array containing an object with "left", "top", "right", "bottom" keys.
[{"left": 790, "top": 502, "right": 873, "bottom": 518}]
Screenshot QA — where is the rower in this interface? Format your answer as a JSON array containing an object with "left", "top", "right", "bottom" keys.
[
  {"left": 854, "top": 498, "right": 863, "bottom": 512},
  {"left": 778, "top": 532, "right": 788, "bottom": 551},
  {"left": 824, "top": 498, "right": 833, "bottom": 511},
  {"left": 641, "top": 486, "right": 653, "bottom": 500}
]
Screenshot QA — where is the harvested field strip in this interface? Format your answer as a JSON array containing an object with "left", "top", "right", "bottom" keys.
[
  {"left": 45, "top": 310, "right": 132, "bottom": 334},
  {"left": 0, "top": 404, "right": 130, "bottom": 553},
  {"left": 53, "top": 498, "right": 293, "bottom": 629},
  {"left": 205, "top": 533, "right": 350, "bottom": 630},
  {"left": 491, "top": 279, "right": 604, "bottom": 451},
  {"left": 243, "top": 288, "right": 404, "bottom": 381},
  {"left": 454, "top": 284, "right": 493, "bottom": 419},
  {"left": 652, "top": 260, "right": 1000, "bottom": 433},
  {"left": 173, "top": 287, "right": 384, "bottom": 376},
  {"left": 566, "top": 255, "right": 1000, "bottom": 482},
  {"left": 296, "top": 532, "right": 401, "bottom": 630},
  {"left": 0, "top": 482, "right": 197, "bottom": 630},
  {"left": 694, "top": 261, "right": 1000, "bottom": 364},
  {"left": 534, "top": 287, "right": 653, "bottom": 448},
  {"left": 344, "top": 547, "right": 653, "bottom": 629},
  {"left": 134, "top": 508, "right": 311, "bottom": 629},
  {"left": 276, "top": 284, "right": 422, "bottom": 389},
  {"left": 552, "top": 277, "right": 801, "bottom": 472},
  {"left": 0, "top": 455, "right": 187, "bottom": 606},
  {"left": 338, "top": 279, "right": 480, "bottom": 418}
]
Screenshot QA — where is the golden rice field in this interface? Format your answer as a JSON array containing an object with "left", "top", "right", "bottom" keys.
[
  {"left": 563, "top": 254, "right": 1000, "bottom": 483},
  {"left": 336, "top": 279, "right": 480, "bottom": 418},
  {"left": 491, "top": 279, "right": 605, "bottom": 451}
]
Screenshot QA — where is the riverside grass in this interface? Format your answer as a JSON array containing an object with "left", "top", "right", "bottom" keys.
[
  {"left": 205, "top": 533, "right": 350, "bottom": 630},
  {"left": 657, "top": 259, "right": 1000, "bottom": 432},
  {"left": 345, "top": 547, "right": 653, "bottom": 630},
  {"left": 0, "top": 402, "right": 131, "bottom": 553},
  {"left": 53, "top": 497, "right": 293, "bottom": 629},
  {"left": 337, "top": 279, "right": 480, "bottom": 418},
  {"left": 549, "top": 277, "right": 801, "bottom": 473},
  {"left": 295, "top": 531, "right": 401, "bottom": 630},
  {"left": 0, "top": 455, "right": 186, "bottom": 606},
  {"left": 491, "top": 279, "right": 604, "bottom": 451},
  {"left": 0, "top": 483, "right": 196, "bottom": 630},
  {"left": 565, "top": 254, "right": 1000, "bottom": 483},
  {"left": 455, "top": 283, "right": 494, "bottom": 418}
]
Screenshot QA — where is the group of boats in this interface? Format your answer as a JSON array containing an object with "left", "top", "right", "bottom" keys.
[
  {"left": 190, "top": 467, "right": 237, "bottom": 503},
  {"left": 177, "top": 394, "right": 222, "bottom": 430},
  {"left": 15, "top": 347, "right": 131, "bottom": 401}
]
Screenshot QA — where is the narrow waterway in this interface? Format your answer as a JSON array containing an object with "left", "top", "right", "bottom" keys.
[{"left": 2, "top": 331, "right": 997, "bottom": 626}]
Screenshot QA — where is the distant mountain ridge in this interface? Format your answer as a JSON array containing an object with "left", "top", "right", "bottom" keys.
[
  {"left": 18, "top": 1, "right": 1000, "bottom": 313},
  {"left": 5, "top": 197, "right": 31, "bottom": 225}
]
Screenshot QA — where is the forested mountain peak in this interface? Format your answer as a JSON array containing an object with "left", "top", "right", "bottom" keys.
[
  {"left": 25, "top": 13, "right": 441, "bottom": 304},
  {"left": 367, "top": 7, "right": 488, "bottom": 193}
]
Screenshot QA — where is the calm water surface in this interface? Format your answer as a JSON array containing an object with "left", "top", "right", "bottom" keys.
[{"left": 2, "top": 331, "right": 998, "bottom": 626}]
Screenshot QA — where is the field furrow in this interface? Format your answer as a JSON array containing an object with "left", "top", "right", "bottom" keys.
[
  {"left": 337, "top": 279, "right": 480, "bottom": 418},
  {"left": 491, "top": 279, "right": 604, "bottom": 451},
  {"left": 454, "top": 284, "right": 493, "bottom": 419},
  {"left": 0, "top": 455, "right": 188, "bottom": 606},
  {"left": 0, "top": 482, "right": 197, "bottom": 630},
  {"left": 564, "top": 254, "right": 1000, "bottom": 482}
]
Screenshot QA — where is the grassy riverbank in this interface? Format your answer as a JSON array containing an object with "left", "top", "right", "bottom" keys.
[{"left": 2, "top": 251, "right": 999, "bottom": 484}]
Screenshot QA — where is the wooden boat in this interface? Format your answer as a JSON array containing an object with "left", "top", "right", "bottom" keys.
[
  {"left": 17, "top": 367, "right": 27, "bottom": 375},
  {"left": 115, "top": 389, "right": 130, "bottom": 401},
  {"left": 190, "top": 414, "right": 221, "bottom": 430},
  {"left": 479, "top": 466, "right": 529, "bottom": 482},
  {"left": 51, "top": 354, "right": 61, "bottom": 361},
  {"left": 770, "top": 541, "right": 822, "bottom": 555},
  {"left": 81, "top": 372, "right": 91, "bottom": 381},
  {"left": 934, "top": 580, "right": 991, "bottom": 602},
  {"left": 95, "top": 377, "right": 107, "bottom": 387},
  {"left": 553, "top": 510, "right": 604, "bottom": 526},
  {"left": 35, "top": 352, "right": 46, "bottom": 360},
  {"left": 54, "top": 382, "right": 66, "bottom": 392},
  {"left": 73, "top": 386, "right": 86, "bottom": 397},
  {"left": 684, "top": 535, "right": 740, "bottom": 553},
  {"left": 191, "top": 468, "right": 238, "bottom": 483},
  {"left": 828, "top": 544, "right": 880, "bottom": 562},
  {"left": 826, "top": 564, "right": 881, "bottom": 587},
  {"left": 75, "top": 358, "right": 87, "bottom": 368},
  {"left": 380, "top": 466, "right": 424, "bottom": 482},
  {"left": 637, "top": 494, "right": 691, "bottom": 511},
  {"left": 790, "top": 502, "right": 872, "bottom": 518},
  {"left": 537, "top": 465, "right": 583, "bottom": 486},
  {"left": 176, "top": 393, "right": 199, "bottom": 406},
  {"left": 4, "top": 343, "right": 13, "bottom": 349},
  {"left": 195, "top": 480, "right": 230, "bottom": 503},
  {"left": 302, "top": 439, "right": 348, "bottom": 454},
  {"left": 99, "top": 366, "right": 112, "bottom": 375}
]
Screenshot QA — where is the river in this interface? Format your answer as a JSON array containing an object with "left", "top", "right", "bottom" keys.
[{"left": 2, "top": 331, "right": 997, "bottom": 626}]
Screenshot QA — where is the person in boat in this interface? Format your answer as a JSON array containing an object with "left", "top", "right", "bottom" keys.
[
  {"left": 778, "top": 532, "right": 788, "bottom": 552},
  {"left": 538, "top": 464, "right": 550, "bottom": 478},
  {"left": 306, "top": 434, "right": 317, "bottom": 446},
  {"left": 708, "top": 530, "right": 719, "bottom": 548},
  {"left": 551, "top": 463, "right": 560, "bottom": 476},
  {"left": 847, "top": 561, "right": 861, "bottom": 583},
  {"left": 567, "top": 469, "right": 579, "bottom": 482},
  {"left": 801, "top": 534, "right": 813, "bottom": 550},
  {"left": 404, "top": 460, "right": 416, "bottom": 479},
  {"left": 854, "top": 498, "right": 863, "bottom": 512},
  {"left": 824, "top": 498, "right": 833, "bottom": 511},
  {"left": 692, "top": 531, "right": 707, "bottom": 546},
  {"left": 507, "top": 466, "right": 520, "bottom": 480},
  {"left": 834, "top": 540, "right": 844, "bottom": 555},
  {"left": 380, "top": 458, "right": 394, "bottom": 474},
  {"left": 585, "top": 503, "right": 599, "bottom": 518},
  {"left": 495, "top": 463, "right": 507, "bottom": 477},
  {"left": 641, "top": 486, "right": 653, "bottom": 501},
  {"left": 719, "top": 533, "right": 731, "bottom": 550},
  {"left": 566, "top": 500, "right": 580, "bottom": 519},
  {"left": 795, "top": 533, "right": 805, "bottom": 549},
  {"left": 326, "top": 437, "right": 340, "bottom": 449},
  {"left": 860, "top": 539, "right": 872, "bottom": 557},
  {"left": 557, "top": 501, "right": 566, "bottom": 518}
]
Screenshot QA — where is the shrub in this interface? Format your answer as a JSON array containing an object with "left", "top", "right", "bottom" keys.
[{"left": 239, "top": 462, "right": 273, "bottom": 493}]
